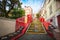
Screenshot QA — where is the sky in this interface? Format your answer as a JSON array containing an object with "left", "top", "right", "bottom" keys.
[{"left": 20, "top": 0, "right": 45, "bottom": 14}]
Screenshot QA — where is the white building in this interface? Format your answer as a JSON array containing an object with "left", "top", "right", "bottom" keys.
[{"left": 40, "top": 0, "right": 60, "bottom": 29}]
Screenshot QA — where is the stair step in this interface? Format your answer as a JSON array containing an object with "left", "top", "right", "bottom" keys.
[
  {"left": 29, "top": 28, "right": 34, "bottom": 29},
  {"left": 28, "top": 30, "right": 33, "bottom": 31},
  {"left": 27, "top": 30, "right": 45, "bottom": 33},
  {"left": 26, "top": 19, "right": 46, "bottom": 34},
  {"left": 28, "top": 29, "right": 34, "bottom": 30}
]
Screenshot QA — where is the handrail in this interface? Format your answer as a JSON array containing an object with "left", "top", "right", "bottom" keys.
[
  {"left": 0, "top": 26, "right": 24, "bottom": 40},
  {"left": 48, "top": 24, "right": 56, "bottom": 30}
]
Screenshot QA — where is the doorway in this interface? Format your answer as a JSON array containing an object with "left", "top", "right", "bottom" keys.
[{"left": 57, "top": 15, "right": 60, "bottom": 29}]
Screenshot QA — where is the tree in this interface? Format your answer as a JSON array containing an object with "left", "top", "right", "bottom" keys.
[
  {"left": 0, "top": 0, "right": 6, "bottom": 16},
  {"left": 8, "top": 8, "right": 25, "bottom": 19},
  {"left": 0, "top": 0, "right": 22, "bottom": 17}
]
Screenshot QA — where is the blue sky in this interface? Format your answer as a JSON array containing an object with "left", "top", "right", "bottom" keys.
[{"left": 20, "top": 0, "right": 45, "bottom": 14}]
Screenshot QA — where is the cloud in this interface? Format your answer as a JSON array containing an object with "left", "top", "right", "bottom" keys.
[{"left": 21, "top": 0, "right": 44, "bottom": 14}]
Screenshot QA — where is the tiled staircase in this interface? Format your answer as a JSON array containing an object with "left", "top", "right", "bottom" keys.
[
  {"left": 18, "top": 18, "right": 54, "bottom": 40},
  {"left": 26, "top": 18, "right": 46, "bottom": 34}
]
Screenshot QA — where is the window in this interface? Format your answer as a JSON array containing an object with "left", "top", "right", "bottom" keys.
[
  {"left": 46, "top": 0, "right": 50, "bottom": 4},
  {"left": 56, "top": 0, "right": 60, "bottom": 1},
  {"left": 48, "top": 0, "right": 50, "bottom": 4},
  {"left": 49, "top": 5, "right": 52, "bottom": 15}
]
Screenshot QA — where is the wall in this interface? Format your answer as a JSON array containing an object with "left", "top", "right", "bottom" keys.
[
  {"left": 56, "top": 1, "right": 60, "bottom": 9},
  {"left": 45, "top": 0, "right": 56, "bottom": 20},
  {"left": 0, "top": 18, "right": 16, "bottom": 36},
  {"left": 41, "top": 0, "right": 60, "bottom": 28},
  {"left": 49, "top": 0, "right": 60, "bottom": 28}
]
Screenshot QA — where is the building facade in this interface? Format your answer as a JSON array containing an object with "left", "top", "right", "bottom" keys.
[
  {"left": 40, "top": 0, "right": 60, "bottom": 29},
  {"left": 40, "top": 0, "right": 60, "bottom": 39},
  {"left": 24, "top": 6, "right": 32, "bottom": 23}
]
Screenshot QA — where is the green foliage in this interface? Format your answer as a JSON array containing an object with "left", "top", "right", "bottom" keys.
[
  {"left": 36, "top": 13, "right": 40, "bottom": 18},
  {"left": 8, "top": 8, "right": 25, "bottom": 19},
  {"left": 0, "top": 0, "right": 22, "bottom": 18},
  {"left": 0, "top": 12, "right": 5, "bottom": 17}
]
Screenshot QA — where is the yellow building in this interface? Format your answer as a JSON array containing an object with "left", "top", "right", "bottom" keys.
[{"left": 24, "top": 6, "right": 32, "bottom": 23}]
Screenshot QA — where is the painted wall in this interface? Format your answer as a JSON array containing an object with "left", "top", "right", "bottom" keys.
[
  {"left": 56, "top": 1, "right": 60, "bottom": 9},
  {"left": 24, "top": 6, "right": 32, "bottom": 23},
  {"left": 0, "top": 18, "right": 15, "bottom": 36}
]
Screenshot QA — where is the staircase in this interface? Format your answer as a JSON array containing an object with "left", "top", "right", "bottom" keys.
[
  {"left": 26, "top": 18, "right": 46, "bottom": 34},
  {"left": 18, "top": 18, "right": 54, "bottom": 40}
]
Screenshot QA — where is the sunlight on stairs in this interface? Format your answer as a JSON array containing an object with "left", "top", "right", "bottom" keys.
[{"left": 26, "top": 19, "right": 46, "bottom": 34}]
